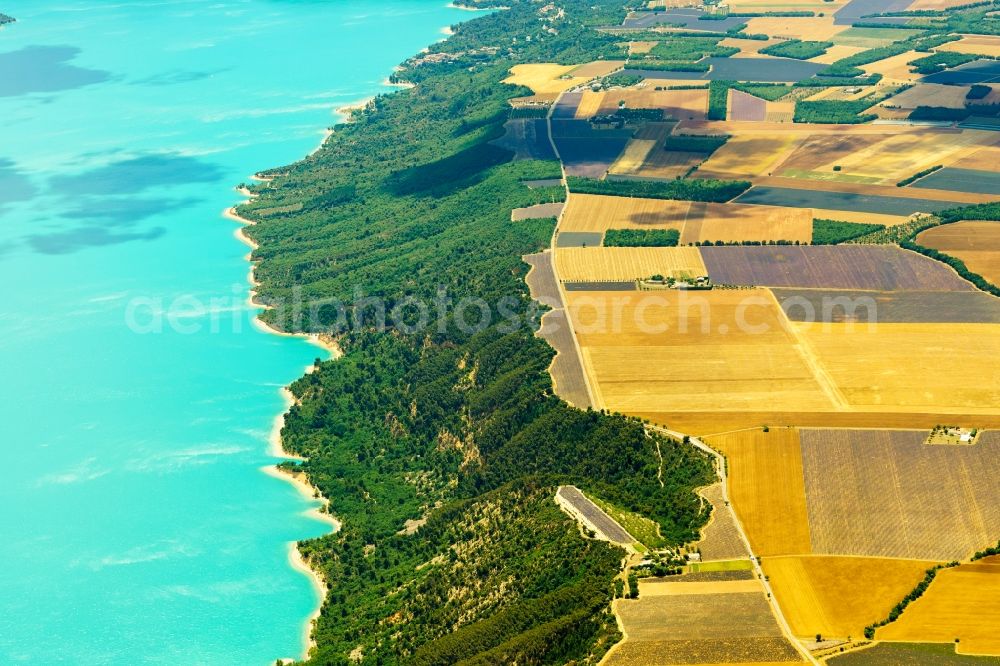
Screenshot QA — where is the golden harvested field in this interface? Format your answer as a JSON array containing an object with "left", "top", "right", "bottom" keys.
[
  {"left": 568, "top": 60, "right": 626, "bottom": 78},
  {"left": 877, "top": 561, "right": 1000, "bottom": 655},
  {"left": 608, "top": 139, "right": 659, "bottom": 174},
  {"left": 809, "top": 208, "right": 911, "bottom": 227},
  {"left": 763, "top": 556, "right": 937, "bottom": 640},
  {"left": 558, "top": 194, "right": 812, "bottom": 241},
  {"left": 565, "top": 289, "right": 839, "bottom": 414},
  {"left": 882, "top": 83, "right": 972, "bottom": 110},
  {"left": 635, "top": 410, "right": 1000, "bottom": 436},
  {"left": 699, "top": 134, "right": 806, "bottom": 178},
  {"left": 628, "top": 40, "right": 657, "bottom": 55},
  {"left": 679, "top": 202, "right": 813, "bottom": 244},
  {"left": 765, "top": 100, "right": 795, "bottom": 123},
  {"left": 559, "top": 193, "right": 691, "bottom": 233},
  {"left": 744, "top": 16, "right": 847, "bottom": 41},
  {"left": 703, "top": 428, "right": 813, "bottom": 557},
  {"left": 809, "top": 44, "right": 868, "bottom": 64},
  {"left": 953, "top": 144, "right": 1000, "bottom": 171},
  {"left": 599, "top": 88, "right": 709, "bottom": 120},
  {"left": 792, "top": 322, "right": 1000, "bottom": 413},
  {"left": 804, "top": 86, "right": 878, "bottom": 102},
  {"left": 555, "top": 246, "right": 705, "bottom": 281},
  {"left": 504, "top": 64, "right": 584, "bottom": 94},
  {"left": 860, "top": 50, "right": 922, "bottom": 83},
  {"left": 635, "top": 147, "right": 705, "bottom": 179},
  {"left": 917, "top": 221, "right": 1000, "bottom": 286},
  {"left": 936, "top": 34, "right": 1000, "bottom": 58},
  {"left": 574, "top": 90, "right": 605, "bottom": 118}
]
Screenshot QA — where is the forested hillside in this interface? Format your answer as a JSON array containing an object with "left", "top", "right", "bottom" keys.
[{"left": 240, "top": 1, "right": 716, "bottom": 663}]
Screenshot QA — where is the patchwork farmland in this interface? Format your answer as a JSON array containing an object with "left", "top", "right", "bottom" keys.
[{"left": 510, "top": 2, "right": 1000, "bottom": 660}]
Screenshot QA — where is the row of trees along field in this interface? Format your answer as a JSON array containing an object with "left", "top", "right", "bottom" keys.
[{"left": 239, "top": 0, "right": 716, "bottom": 663}]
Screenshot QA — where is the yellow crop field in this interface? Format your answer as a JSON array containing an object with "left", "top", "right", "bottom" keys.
[
  {"left": 703, "top": 428, "right": 813, "bottom": 557},
  {"left": 917, "top": 221, "right": 1000, "bottom": 286},
  {"left": 504, "top": 62, "right": 620, "bottom": 94},
  {"left": 763, "top": 556, "right": 937, "bottom": 640},
  {"left": 936, "top": 34, "right": 1000, "bottom": 58},
  {"left": 574, "top": 90, "right": 605, "bottom": 119},
  {"left": 793, "top": 322, "right": 1000, "bottom": 413},
  {"left": 817, "top": 130, "right": 990, "bottom": 183},
  {"left": 600, "top": 88, "right": 709, "bottom": 121},
  {"left": 559, "top": 193, "right": 692, "bottom": 233},
  {"left": 882, "top": 83, "right": 972, "bottom": 110},
  {"left": 635, "top": 147, "right": 705, "bottom": 180},
  {"left": 699, "top": 134, "right": 805, "bottom": 178},
  {"left": 679, "top": 202, "right": 813, "bottom": 244},
  {"left": 859, "top": 50, "right": 922, "bottom": 83},
  {"left": 808, "top": 208, "right": 911, "bottom": 227},
  {"left": 877, "top": 560, "right": 1000, "bottom": 655},
  {"left": 954, "top": 144, "right": 1000, "bottom": 171},
  {"left": 564, "top": 289, "right": 839, "bottom": 414},
  {"left": 609, "top": 139, "right": 659, "bottom": 174},
  {"left": 744, "top": 16, "right": 847, "bottom": 41},
  {"left": 809, "top": 44, "right": 867, "bottom": 64},
  {"left": 555, "top": 246, "right": 705, "bottom": 281},
  {"left": 628, "top": 41, "right": 657, "bottom": 55},
  {"left": 567, "top": 60, "right": 626, "bottom": 78}
]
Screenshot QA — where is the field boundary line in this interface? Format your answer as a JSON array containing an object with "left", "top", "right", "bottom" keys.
[
  {"left": 647, "top": 423, "right": 820, "bottom": 666},
  {"left": 765, "top": 288, "right": 850, "bottom": 412}
]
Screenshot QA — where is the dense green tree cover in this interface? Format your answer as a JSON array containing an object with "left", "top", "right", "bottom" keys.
[
  {"left": 602, "top": 73, "right": 643, "bottom": 88},
  {"left": 909, "top": 51, "right": 978, "bottom": 73},
  {"left": 604, "top": 228, "right": 680, "bottom": 246},
  {"left": 968, "top": 83, "right": 991, "bottom": 99},
  {"left": 567, "top": 175, "right": 750, "bottom": 201},
  {"left": 707, "top": 79, "right": 734, "bottom": 120},
  {"left": 794, "top": 99, "right": 879, "bottom": 123},
  {"left": 239, "top": 1, "right": 716, "bottom": 662},
  {"left": 759, "top": 39, "right": 832, "bottom": 60},
  {"left": 734, "top": 83, "right": 794, "bottom": 100},
  {"left": 647, "top": 36, "right": 738, "bottom": 61},
  {"left": 897, "top": 164, "right": 942, "bottom": 186},
  {"left": 633, "top": 60, "right": 711, "bottom": 72},
  {"left": 812, "top": 219, "right": 885, "bottom": 244},
  {"left": 663, "top": 133, "right": 729, "bottom": 153}
]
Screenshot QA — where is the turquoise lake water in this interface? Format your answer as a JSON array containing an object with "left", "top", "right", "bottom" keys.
[{"left": 0, "top": 2, "right": 470, "bottom": 662}]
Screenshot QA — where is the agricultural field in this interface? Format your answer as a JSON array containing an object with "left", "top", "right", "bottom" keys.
[
  {"left": 609, "top": 123, "right": 674, "bottom": 176},
  {"left": 763, "top": 556, "right": 937, "bottom": 640},
  {"left": 911, "top": 168, "right": 1000, "bottom": 196},
  {"left": 827, "top": 642, "right": 1000, "bottom": 665},
  {"left": 606, "top": 581, "right": 805, "bottom": 665},
  {"left": 698, "top": 134, "right": 805, "bottom": 178},
  {"left": 832, "top": 27, "right": 923, "bottom": 49},
  {"left": 699, "top": 245, "right": 975, "bottom": 291},
  {"left": 503, "top": 64, "right": 588, "bottom": 94},
  {"left": 703, "top": 429, "right": 813, "bottom": 557},
  {"left": 859, "top": 50, "right": 922, "bottom": 83},
  {"left": 558, "top": 193, "right": 691, "bottom": 233},
  {"left": 917, "top": 221, "right": 1000, "bottom": 285},
  {"left": 565, "top": 289, "right": 840, "bottom": 415},
  {"left": 600, "top": 89, "right": 709, "bottom": 120},
  {"left": 555, "top": 246, "right": 706, "bottom": 281},
  {"left": 876, "top": 559, "right": 1000, "bottom": 655},
  {"left": 772, "top": 288, "right": 1000, "bottom": 324},
  {"left": 696, "top": 483, "right": 749, "bottom": 561},
  {"left": 550, "top": 118, "right": 632, "bottom": 178},
  {"left": 733, "top": 186, "right": 963, "bottom": 216},
  {"left": 880, "top": 82, "right": 972, "bottom": 110},
  {"left": 744, "top": 17, "right": 848, "bottom": 42},
  {"left": 678, "top": 202, "right": 813, "bottom": 244},
  {"left": 937, "top": 35, "right": 1000, "bottom": 58},
  {"left": 730, "top": 89, "right": 768, "bottom": 122},
  {"left": 800, "top": 430, "right": 1000, "bottom": 560},
  {"left": 794, "top": 322, "right": 1000, "bottom": 414}
]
